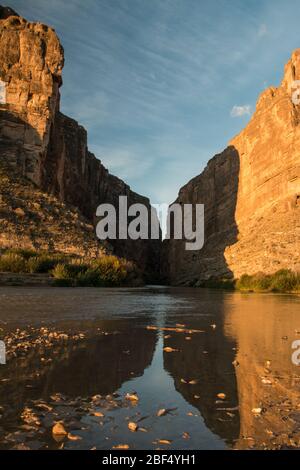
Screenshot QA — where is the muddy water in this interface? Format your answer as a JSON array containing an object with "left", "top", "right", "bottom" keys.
[{"left": 0, "top": 286, "right": 299, "bottom": 450}]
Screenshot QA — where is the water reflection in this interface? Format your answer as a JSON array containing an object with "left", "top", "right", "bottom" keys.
[
  {"left": 224, "top": 293, "right": 300, "bottom": 449},
  {"left": 163, "top": 318, "right": 239, "bottom": 444},
  {"left": 0, "top": 287, "right": 299, "bottom": 449},
  {"left": 0, "top": 324, "right": 157, "bottom": 412}
]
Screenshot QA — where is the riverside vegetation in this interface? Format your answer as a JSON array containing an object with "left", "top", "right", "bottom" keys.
[
  {"left": 191, "top": 270, "right": 300, "bottom": 294},
  {"left": 0, "top": 249, "right": 299, "bottom": 292},
  {"left": 0, "top": 249, "right": 141, "bottom": 287}
]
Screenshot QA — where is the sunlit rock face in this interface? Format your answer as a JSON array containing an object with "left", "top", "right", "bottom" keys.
[
  {"left": 0, "top": 8, "right": 160, "bottom": 278},
  {"left": 0, "top": 12, "right": 63, "bottom": 183},
  {"left": 223, "top": 294, "right": 300, "bottom": 449},
  {"left": 163, "top": 52, "right": 300, "bottom": 284}
]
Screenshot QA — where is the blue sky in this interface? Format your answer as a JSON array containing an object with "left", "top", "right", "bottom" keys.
[{"left": 8, "top": 0, "right": 300, "bottom": 204}]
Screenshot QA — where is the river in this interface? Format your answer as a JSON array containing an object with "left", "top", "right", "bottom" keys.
[{"left": 0, "top": 286, "right": 299, "bottom": 450}]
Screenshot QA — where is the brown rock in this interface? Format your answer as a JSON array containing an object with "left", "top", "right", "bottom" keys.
[
  {"left": 0, "top": 9, "right": 160, "bottom": 279},
  {"left": 128, "top": 422, "right": 138, "bottom": 432},
  {"left": 163, "top": 50, "right": 300, "bottom": 284},
  {"left": 52, "top": 422, "right": 67, "bottom": 437}
]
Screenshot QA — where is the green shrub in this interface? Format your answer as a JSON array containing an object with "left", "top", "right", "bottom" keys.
[
  {"left": 5, "top": 248, "right": 37, "bottom": 260},
  {"left": 76, "top": 268, "right": 103, "bottom": 287},
  {"left": 51, "top": 263, "right": 73, "bottom": 280},
  {"left": 65, "top": 262, "right": 89, "bottom": 277},
  {"left": 51, "top": 255, "right": 134, "bottom": 287},
  {"left": 236, "top": 274, "right": 254, "bottom": 291},
  {"left": 0, "top": 253, "right": 26, "bottom": 273},
  {"left": 26, "top": 255, "right": 61, "bottom": 273},
  {"left": 0, "top": 249, "right": 139, "bottom": 287},
  {"left": 236, "top": 270, "right": 300, "bottom": 293},
  {"left": 270, "top": 270, "right": 300, "bottom": 292},
  {"left": 51, "top": 262, "right": 91, "bottom": 286},
  {"left": 254, "top": 273, "right": 273, "bottom": 291},
  {"left": 91, "top": 255, "right": 128, "bottom": 286}
]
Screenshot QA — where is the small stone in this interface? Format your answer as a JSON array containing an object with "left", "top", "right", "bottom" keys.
[
  {"left": 217, "top": 393, "right": 226, "bottom": 400},
  {"left": 67, "top": 433, "right": 82, "bottom": 441},
  {"left": 128, "top": 422, "right": 138, "bottom": 432},
  {"left": 125, "top": 393, "right": 139, "bottom": 402},
  {"left": 52, "top": 422, "right": 67, "bottom": 437}
]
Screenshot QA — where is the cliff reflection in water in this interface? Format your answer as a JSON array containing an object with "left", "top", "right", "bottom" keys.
[
  {"left": 163, "top": 314, "right": 240, "bottom": 445},
  {"left": 0, "top": 323, "right": 157, "bottom": 407},
  {"left": 0, "top": 287, "right": 300, "bottom": 449},
  {"left": 224, "top": 293, "right": 300, "bottom": 449}
]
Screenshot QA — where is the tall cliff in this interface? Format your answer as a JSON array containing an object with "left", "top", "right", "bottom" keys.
[
  {"left": 164, "top": 51, "right": 300, "bottom": 284},
  {"left": 0, "top": 7, "right": 160, "bottom": 279}
]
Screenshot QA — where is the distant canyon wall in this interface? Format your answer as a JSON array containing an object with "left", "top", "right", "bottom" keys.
[
  {"left": 163, "top": 51, "right": 300, "bottom": 284},
  {"left": 1, "top": 6, "right": 299, "bottom": 284},
  {"left": 0, "top": 8, "right": 160, "bottom": 278}
]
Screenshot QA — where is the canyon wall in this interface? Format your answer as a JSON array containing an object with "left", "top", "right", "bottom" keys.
[
  {"left": 0, "top": 8, "right": 160, "bottom": 278},
  {"left": 164, "top": 51, "right": 300, "bottom": 284}
]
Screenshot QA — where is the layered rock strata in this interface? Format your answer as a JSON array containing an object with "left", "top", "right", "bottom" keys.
[
  {"left": 0, "top": 8, "right": 160, "bottom": 279},
  {"left": 163, "top": 51, "right": 300, "bottom": 284}
]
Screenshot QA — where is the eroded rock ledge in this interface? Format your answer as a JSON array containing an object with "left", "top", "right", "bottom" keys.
[
  {"left": 0, "top": 7, "right": 160, "bottom": 280},
  {"left": 163, "top": 52, "right": 300, "bottom": 285}
]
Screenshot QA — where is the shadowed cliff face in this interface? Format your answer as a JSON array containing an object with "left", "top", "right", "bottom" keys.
[
  {"left": 163, "top": 50, "right": 300, "bottom": 285},
  {"left": 44, "top": 111, "right": 161, "bottom": 278},
  {"left": 162, "top": 146, "right": 240, "bottom": 285},
  {"left": 0, "top": 8, "right": 160, "bottom": 279},
  {"left": 0, "top": 6, "right": 19, "bottom": 19}
]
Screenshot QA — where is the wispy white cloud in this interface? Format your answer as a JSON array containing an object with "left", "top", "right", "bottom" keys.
[
  {"left": 90, "top": 145, "right": 154, "bottom": 181},
  {"left": 9, "top": 0, "right": 299, "bottom": 204},
  {"left": 230, "top": 105, "right": 252, "bottom": 118}
]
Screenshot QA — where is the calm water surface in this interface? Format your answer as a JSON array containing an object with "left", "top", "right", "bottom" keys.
[{"left": 0, "top": 286, "right": 299, "bottom": 450}]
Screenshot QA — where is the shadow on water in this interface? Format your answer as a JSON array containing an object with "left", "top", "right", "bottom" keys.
[
  {"left": 0, "top": 287, "right": 300, "bottom": 449},
  {"left": 162, "top": 310, "right": 239, "bottom": 444},
  {"left": 0, "top": 287, "right": 241, "bottom": 449}
]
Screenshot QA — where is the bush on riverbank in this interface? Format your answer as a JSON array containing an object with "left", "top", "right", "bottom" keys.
[
  {"left": 0, "top": 249, "right": 67, "bottom": 274},
  {"left": 194, "top": 269, "right": 300, "bottom": 293},
  {"left": 0, "top": 249, "right": 140, "bottom": 287},
  {"left": 0, "top": 253, "right": 27, "bottom": 273},
  {"left": 52, "top": 256, "right": 133, "bottom": 287},
  {"left": 236, "top": 270, "right": 300, "bottom": 293}
]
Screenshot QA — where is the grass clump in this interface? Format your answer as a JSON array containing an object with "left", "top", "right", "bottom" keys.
[
  {"left": 0, "top": 249, "right": 140, "bottom": 287},
  {"left": 51, "top": 255, "right": 134, "bottom": 287},
  {"left": 0, "top": 253, "right": 27, "bottom": 273},
  {"left": 0, "top": 249, "right": 66, "bottom": 274},
  {"left": 236, "top": 270, "right": 300, "bottom": 293},
  {"left": 26, "top": 254, "right": 65, "bottom": 273},
  {"left": 90, "top": 256, "right": 129, "bottom": 286},
  {"left": 4, "top": 248, "right": 37, "bottom": 260}
]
